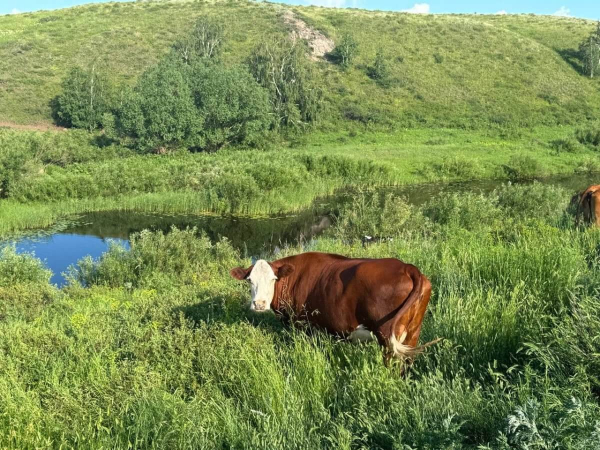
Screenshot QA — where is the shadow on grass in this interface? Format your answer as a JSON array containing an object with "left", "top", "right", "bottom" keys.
[
  {"left": 557, "top": 48, "right": 585, "bottom": 75},
  {"left": 173, "top": 295, "right": 285, "bottom": 334}
]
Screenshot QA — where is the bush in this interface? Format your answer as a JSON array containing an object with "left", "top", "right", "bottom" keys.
[
  {"left": 188, "top": 61, "right": 272, "bottom": 150},
  {"left": 248, "top": 37, "right": 322, "bottom": 129},
  {"left": 0, "top": 246, "right": 52, "bottom": 286},
  {"left": 332, "top": 190, "right": 421, "bottom": 241},
  {"left": 503, "top": 155, "right": 543, "bottom": 180},
  {"left": 420, "top": 156, "right": 484, "bottom": 181},
  {"left": 367, "top": 48, "right": 390, "bottom": 87},
  {"left": 0, "top": 148, "right": 30, "bottom": 199},
  {"left": 329, "top": 33, "right": 358, "bottom": 68},
  {"left": 574, "top": 156, "right": 600, "bottom": 174},
  {"left": 575, "top": 123, "right": 600, "bottom": 148},
  {"left": 115, "top": 56, "right": 203, "bottom": 152},
  {"left": 75, "top": 228, "right": 239, "bottom": 288},
  {"left": 172, "top": 16, "right": 224, "bottom": 63},
  {"left": 423, "top": 192, "right": 501, "bottom": 231},
  {"left": 550, "top": 137, "right": 581, "bottom": 154},
  {"left": 496, "top": 182, "right": 569, "bottom": 223},
  {"left": 52, "top": 66, "right": 114, "bottom": 131}
]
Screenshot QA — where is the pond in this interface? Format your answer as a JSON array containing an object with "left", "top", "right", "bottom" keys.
[{"left": 3, "top": 173, "right": 598, "bottom": 286}]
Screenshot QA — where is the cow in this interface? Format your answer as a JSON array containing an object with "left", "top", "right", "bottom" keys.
[
  {"left": 575, "top": 185, "right": 600, "bottom": 227},
  {"left": 230, "top": 252, "right": 439, "bottom": 365}
]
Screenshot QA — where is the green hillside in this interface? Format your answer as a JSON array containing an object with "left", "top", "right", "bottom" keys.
[{"left": 0, "top": 0, "right": 598, "bottom": 128}]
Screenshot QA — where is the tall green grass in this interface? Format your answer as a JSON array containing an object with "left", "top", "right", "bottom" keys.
[{"left": 1, "top": 184, "right": 600, "bottom": 448}]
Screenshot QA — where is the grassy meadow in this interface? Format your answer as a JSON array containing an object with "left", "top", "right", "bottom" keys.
[{"left": 2, "top": 184, "right": 600, "bottom": 448}]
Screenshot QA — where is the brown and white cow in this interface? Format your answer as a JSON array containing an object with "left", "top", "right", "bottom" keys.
[
  {"left": 230, "top": 252, "right": 438, "bottom": 364},
  {"left": 575, "top": 185, "right": 600, "bottom": 227}
]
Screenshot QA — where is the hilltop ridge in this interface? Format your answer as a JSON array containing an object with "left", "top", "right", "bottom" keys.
[{"left": 0, "top": 0, "right": 598, "bottom": 128}]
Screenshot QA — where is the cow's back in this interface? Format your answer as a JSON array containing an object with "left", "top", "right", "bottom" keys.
[{"left": 281, "top": 254, "right": 419, "bottom": 336}]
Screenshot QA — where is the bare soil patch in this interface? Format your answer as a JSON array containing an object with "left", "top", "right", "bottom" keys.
[{"left": 282, "top": 10, "right": 334, "bottom": 61}]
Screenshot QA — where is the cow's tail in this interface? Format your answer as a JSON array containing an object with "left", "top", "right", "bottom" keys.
[{"left": 387, "top": 265, "right": 440, "bottom": 359}]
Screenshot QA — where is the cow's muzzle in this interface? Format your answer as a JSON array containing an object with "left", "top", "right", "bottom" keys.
[{"left": 251, "top": 300, "right": 268, "bottom": 312}]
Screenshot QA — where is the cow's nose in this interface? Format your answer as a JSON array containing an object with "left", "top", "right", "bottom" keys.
[{"left": 254, "top": 301, "right": 267, "bottom": 311}]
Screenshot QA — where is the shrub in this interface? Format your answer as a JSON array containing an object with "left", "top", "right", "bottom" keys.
[
  {"left": 187, "top": 61, "right": 272, "bottom": 150},
  {"left": 329, "top": 33, "right": 358, "bottom": 68},
  {"left": 52, "top": 66, "right": 114, "bottom": 131},
  {"left": 75, "top": 228, "right": 239, "bottom": 288},
  {"left": 550, "top": 137, "right": 581, "bottom": 154},
  {"left": 0, "top": 148, "right": 30, "bottom": 198},
  {"left": 172, "top": 16, "right": 224, "bottom": 63},
  {"left": 341, "top": 101, "right": 388, "bottom": 126},
  {"left": 423, "top": 192, "right": 501, "bottom": 231},
  {"left": 503, "top": 155, "right": 543, "bottom": 180},
  {"left": 574, "top": 156, "right": 600, "bottom": 174},
  {"left": 575, "top": 123, "right": 600, "bottom": 148},
  {"left": 115, "top": 56, "right": 203, "bottom": 152},
  {"left": 420, "top": 156, "right": 484, "bottom": 181},
  {"left": 248, "top": 37, "right": 322, "bottom": 129},
  {"left": 0, "top": 246, "right": 52, "bottom": 286},
  {"left": 496, "top": 182, "right": 569, "bottom": 223},
  {"left": 332, "top": 190, "right": 421, "bottom": 241},
  {"left": 367, "top": 48, "right": 390, "bottom": 87}
]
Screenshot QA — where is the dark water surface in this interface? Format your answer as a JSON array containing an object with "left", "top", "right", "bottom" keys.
[{"left": 4, "top": 174, "right": 597, "bottom": 286}]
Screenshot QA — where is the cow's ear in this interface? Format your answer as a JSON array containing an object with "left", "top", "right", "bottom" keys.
[
  {"left": 230, "top": 266, "right": 251, "bottom": 280},
  {"left": 275, "top": 264, "right": 294, "bottom": 279}
]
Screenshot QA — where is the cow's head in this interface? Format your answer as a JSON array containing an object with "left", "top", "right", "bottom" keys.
[{"left": 230, "top": 260, "right": 294, "bottom": 312}]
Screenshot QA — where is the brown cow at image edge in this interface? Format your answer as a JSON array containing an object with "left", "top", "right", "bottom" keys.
[
  {"left": 230, "top": 252, "right": 440, "bottom": 365},
  {"left": 574, "top": 185, "right": 600, "bottom": 227}
]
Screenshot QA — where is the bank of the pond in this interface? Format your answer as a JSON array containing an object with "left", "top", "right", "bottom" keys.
[{"left": 2, "top": 167, "right": 599, "bottom": 238}]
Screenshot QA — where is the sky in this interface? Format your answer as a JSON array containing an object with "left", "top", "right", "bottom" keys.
[{"left": 0, "top": 0, "right": 598, "bottom": 20}]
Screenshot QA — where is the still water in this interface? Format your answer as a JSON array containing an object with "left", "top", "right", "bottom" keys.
[{"left": 4, "top": 174, "right": 597, "bottom": 286}]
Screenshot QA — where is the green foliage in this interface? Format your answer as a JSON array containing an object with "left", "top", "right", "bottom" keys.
[
  {"left": 0, "top": 246, "right": 52, "bottom": 286},
  {"left": 575, "top": 122, "right": 600, "bottom": 148},
  {"left": 329, "top": 32, "right": 358, "bottom": 68},
  {"left": 1, "top": 3, "right": 600, "bottom": 129},
  {"left": 503, "top": 155, "right": 543, "bottom": 180},
  {"left": 188, "top": 61, "right": 272, "bottom": 150},
  {"left": 495, "top": 182, "right": 570, "bottom": 222},
  {"left": 248, "top": 38, "right": 322, "bottom": 129},
  {"left": 172, "top": 16, "right": 224, "bottom": 63},
  {"left": 52, "top": 66, "right": 114, "bottom": 131},
  {"left": 578, "top": 22, "right": 600, "bottom": 78},
  {"left": 366, "top": 48, "right": 390, "bottom": 86},
  {"left": 2, "top": 186, "right": 600, "bottom": 447},
  {"left": 574, "top": 156, "right": 600, "bottom": 174},
  {"left": 423, "top": 192, "right": 501, "bottom": 231},
  {"left": 550, "top": 136, "right": 581, "bottom": 153},
  {"left": 420, "top": 156, "right": 484, "bottom": 181},
  {"left": 115, "top": 56, "right": 203, "bottom": 152},
  {"left": 332, "top": 190, "right": 422, "bottom": 241}
]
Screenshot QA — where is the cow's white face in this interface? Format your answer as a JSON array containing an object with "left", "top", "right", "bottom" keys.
[{"left": 247, "top": 260, "right": 277, "bottom": 312}]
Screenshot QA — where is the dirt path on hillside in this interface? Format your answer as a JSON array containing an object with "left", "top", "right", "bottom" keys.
[
  {"left": 0, "top": 121, "right": 66, "bottom": 132},
  {"left": 282, "top": 10, "right": 334, "bottom": 61}
]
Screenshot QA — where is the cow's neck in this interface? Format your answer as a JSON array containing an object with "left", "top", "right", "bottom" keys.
[{"left": 273, "top": 276, "right": 296, "bottom": 315}]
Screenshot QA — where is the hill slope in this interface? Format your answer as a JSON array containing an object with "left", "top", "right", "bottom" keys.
[{"left": 0, "top": 0, "right": 598, "bottom": 128}]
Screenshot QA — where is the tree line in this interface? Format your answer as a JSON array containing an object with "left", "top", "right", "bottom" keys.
[{"left": 52, "top": 17, "right": 322, "bottom": 152}]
